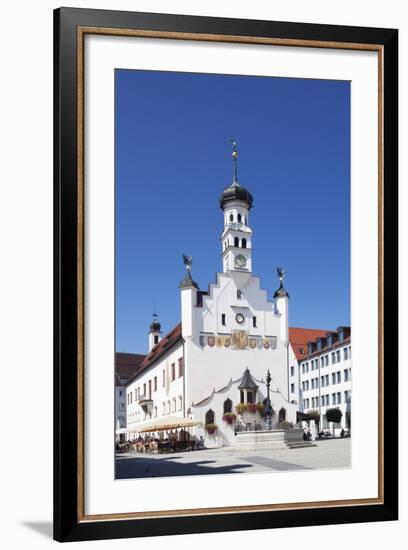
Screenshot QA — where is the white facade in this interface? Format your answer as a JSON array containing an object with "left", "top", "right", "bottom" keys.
[
  {"left": 296, "top": 329, "right": 352, "bottom": 433},
  {"left": 125, "top": 149, "right": 297, "bottom": 447},
  {"left": 126, "top": 339, "right": 185, "bottom": 433},
  {"left": 287, "top": 343, "right": 301, "bottom": 407}
]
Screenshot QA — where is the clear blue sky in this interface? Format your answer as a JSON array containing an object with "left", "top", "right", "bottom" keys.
[{"left": 115, "top": 69, "right": 350, "bottom": 354}]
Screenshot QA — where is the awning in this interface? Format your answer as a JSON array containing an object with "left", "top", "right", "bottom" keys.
[{"left": 128, "top": 415, "right": 202, "bottom": 433}]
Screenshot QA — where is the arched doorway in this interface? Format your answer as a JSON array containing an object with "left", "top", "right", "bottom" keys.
[{"left": 278, "top": 407, "right": 286, "bottom": 423}]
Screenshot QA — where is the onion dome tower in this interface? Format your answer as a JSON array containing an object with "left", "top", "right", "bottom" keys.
[{"left": 220, "top": 139, "right": 254, "bottom": 273}]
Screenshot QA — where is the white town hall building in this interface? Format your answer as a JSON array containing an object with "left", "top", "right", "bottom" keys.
[
  {"left": 124, "top": 144, "right": 299, "bottom": 447},
  {"left": 123, "top": 145, "right": 351, "bottom": 446}
]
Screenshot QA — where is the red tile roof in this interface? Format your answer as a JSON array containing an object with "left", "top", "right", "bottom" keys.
[
  {"left": 289, "top": 327, "right": 329, "bottom": 360},
  {"left": 126, "top": 323, "right": 183, "bottom": 385},
  {"left": 306, "top": 334, "right": 351, "bottom": 360},
  {"left": 115, "top": 352, "right": 146, "bottom": 383}
]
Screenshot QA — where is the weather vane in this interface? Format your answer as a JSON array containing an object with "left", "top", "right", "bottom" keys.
[
  {"left": 183, "top": 254, "right": 193, "bottom": 273},
  {"left": 277, "top": 267, "right": 285, "bottom": 284}
]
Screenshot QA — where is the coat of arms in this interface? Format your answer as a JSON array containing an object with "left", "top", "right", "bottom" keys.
[
  {"left": 232, "top": 330, "right": 249, "bottom": 350},
  {"left": 249, "top": 338, "right": 257, "bottom": 349},
  {"left": 224, "top": 337, "right": 231, "bottom": 348},
  {"left": 271, "top": 336, "right": 277, "bottom": 350},
  {"left": 216, "top": 336, "right": 223, "bottom": 347},
  {"left": 207, "top": 335, "right": 215, "bottom": 347},
  {"left": 263, "top": 338, "right": 270, "bottom": 349}
]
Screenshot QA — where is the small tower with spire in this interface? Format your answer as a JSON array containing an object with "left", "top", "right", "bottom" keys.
[
  {"left": 180, "top": 254, "right": 199, "bottom": 340},
  {"left": 219, "top": 139, "right": 254, "bottom": 273},
  {"left": 148, "top": 313, "right": 162, "bottom": 351},
  {"left": 274, "top": 267, "right": 290, "bottom": 343}
]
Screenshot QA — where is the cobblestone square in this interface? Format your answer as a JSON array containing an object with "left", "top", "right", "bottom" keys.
[{"left": 116, "top": 437, "right": 351, "bottom": 479}]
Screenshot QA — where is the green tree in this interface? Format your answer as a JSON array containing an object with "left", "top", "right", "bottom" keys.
[{"left": 325, "top": 407, "right": 343, "bottom": 436}]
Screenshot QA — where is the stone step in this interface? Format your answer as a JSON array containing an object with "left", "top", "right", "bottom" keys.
[{"left": 287, "top": 442, "right": 317, "bottom": 449}]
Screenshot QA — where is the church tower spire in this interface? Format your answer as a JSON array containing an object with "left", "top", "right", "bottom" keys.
[{"left": 219, "top": 140, "right": 254, "bottom": 273}]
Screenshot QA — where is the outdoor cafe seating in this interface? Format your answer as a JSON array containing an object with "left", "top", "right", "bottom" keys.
[{"left": 122, "top": 415, "right": 202, "bottom": 455}]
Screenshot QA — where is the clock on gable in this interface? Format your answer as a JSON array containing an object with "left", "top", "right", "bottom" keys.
[{"left": 235, "top": 313, "right": 245, "bottom": 324}]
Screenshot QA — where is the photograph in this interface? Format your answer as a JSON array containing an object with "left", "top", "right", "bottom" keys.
[{"left": 114, "top": 69, "right": 352, "bottom": 480}]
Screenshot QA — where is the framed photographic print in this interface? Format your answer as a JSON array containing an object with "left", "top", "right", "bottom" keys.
[{"left": 54, "top": 7, "right": 398, "bottom": 542}]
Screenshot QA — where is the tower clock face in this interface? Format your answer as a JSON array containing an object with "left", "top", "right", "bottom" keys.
[{"left": 235, "top": 254, "right": 247, "bottom": 269}]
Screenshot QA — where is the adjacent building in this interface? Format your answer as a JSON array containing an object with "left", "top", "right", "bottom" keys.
[
  {"left": 115, "top": 352, "right": 145, "bottom": 441},
  {"left": 287, "top": 327, "right": 351, "bottom": 433}
]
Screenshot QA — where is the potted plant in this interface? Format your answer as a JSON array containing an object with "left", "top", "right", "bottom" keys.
[
  {"left": 222, "top": 412, "right": 236, "bottom": 425},
  {"left": 325, "top": 407, "right": 343, "bottom": 437},
  {"left": 205, "top": 423, "right": 217, "bottom": 435},
  {"left": 235, "top": 402, "right": 266, "bottom": 415}
]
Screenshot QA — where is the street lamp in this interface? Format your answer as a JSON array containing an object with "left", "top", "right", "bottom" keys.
[{"left": 264, "top": 369, "right": 273, "bottom": 430}]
